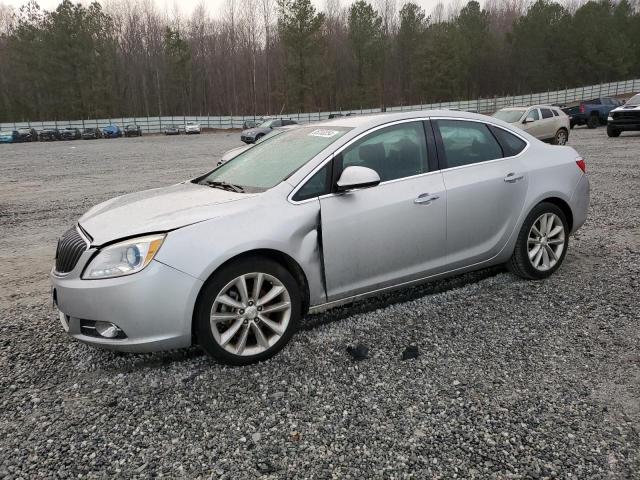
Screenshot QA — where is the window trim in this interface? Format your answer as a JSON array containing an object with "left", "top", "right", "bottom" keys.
[{"left": 287, "top": 116, "right": 530, "bottom": 205}]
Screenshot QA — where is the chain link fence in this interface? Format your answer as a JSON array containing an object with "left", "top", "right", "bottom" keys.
[{"left": 2, "top": 79, "right": 638, "bottom": 134}]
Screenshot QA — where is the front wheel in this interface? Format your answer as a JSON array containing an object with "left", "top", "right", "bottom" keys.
[
  {"left": 195, "top": 257, "right": 301, "bottom": 365},
  {"left": 587, "top": 115, "right": 599, "bottom": 129},
  {"left": 606, "top": 126, "right": 621, "bottom": 137},
  {"left": 508, "top": 203, "right": 569, "bottom": 280}
]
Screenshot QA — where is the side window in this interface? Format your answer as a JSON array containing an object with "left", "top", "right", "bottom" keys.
[
  {"left": 541, "top": 108, "right": 553, "bottom": 119},
  {"left": 527, "top": 109, "right": 540, "bottom": 121},
  {"left": 437, "top": 120, "right": 503, "bottom": 168},
  {"left": 339, "top": 121, "right": 428, "bottom": 182},
  {"left": 552, "top": 109, "right": 559, "bottom": 117},
  {"left": 293, "top": 163, "right": 331, "bottom": 201},
  {"left": 488, "top": 125, "right": 527, "bottom": 157}
]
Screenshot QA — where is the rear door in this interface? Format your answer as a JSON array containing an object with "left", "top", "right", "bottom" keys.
[
  {"left": 539, "top": 108, "right": 556, "bottom": 140},
  {"left": 318, "top": 120, "right": 448, "bottom": 300},
  {"left": 433, "top": 119, "right": 529, "bottom": 269}
]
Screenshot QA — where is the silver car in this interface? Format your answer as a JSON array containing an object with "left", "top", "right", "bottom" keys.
[
  {"left": 51, "top": 111, "right": 589, "bottom": 365},
  {"left": 240, "top": 118, "right": 298, "bottom": 143}
]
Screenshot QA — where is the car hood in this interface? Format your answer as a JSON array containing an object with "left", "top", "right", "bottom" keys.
[
  {"left": 611, "top": 104, "right": 640, "bottom": 112},
  {"left": 242, "top": 127, "right": 269, "bottom": 136},
  {"left": 79, "top": 182, "right": 257, "bottom": 245}
]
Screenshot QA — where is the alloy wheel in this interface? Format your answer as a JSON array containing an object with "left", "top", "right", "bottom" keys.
[
  {"left": 556, "top": 130, "right": 567, "bottom": 145},
  {"left": 527, "top": 213, "right": 565, "bottom": 271},
  {"left": 210, "top": 272, "right": 292, "bottom": 356}
]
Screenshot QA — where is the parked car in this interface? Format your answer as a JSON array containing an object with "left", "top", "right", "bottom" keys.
[
  {"left": 51, "top": 111, "right": 589, "bottom": 365},
  {"left": 124, "top": 124, "right": 142, "bottom": 137},
  {"left": 82, "top": 128, "right": 103, "bottom": 140},
  {"left": 240, "top": 118, "right": 298, "bottom": 143},
  {"left": 60, "top": 128, "right": 81, "bottom": 140},
  {"left": 243, "top": 118, "right": 263, "bottom": 129},
  {"left": 102, "top": 125, "right": 122, "bottom": 138},
  {"left": 184, "top": 122, "right": 201, "bottom": 134},
  {"left": 328, "top": 112, "right": 355, "bottom": 119},
  {"left": 492, "top": 105, "right": 570, "bottom": 145},
  {"left": 606, "top": 93, "right": 640, "bottom": 137},
  {"left": 562, "top": 97, "right": 623, "bottom": 129},
  {"left": 16, "top": 127, "right": 38, "bottom": 142},
  {"left": 0, "top": 130, "right": 18, "bottom": 143},
  {"left": 164, "top": 125, "right": 180, "bottom": 135},
  {"left": 38, "top": 128, "right": 61, "bottom": 141},
  {"left": 217, "top": 128, "right": 295, "bottom": 166}
]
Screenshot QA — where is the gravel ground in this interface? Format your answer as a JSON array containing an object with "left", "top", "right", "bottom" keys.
[{"left": 1, "top": 129, "right": 639, "bottom": 478}]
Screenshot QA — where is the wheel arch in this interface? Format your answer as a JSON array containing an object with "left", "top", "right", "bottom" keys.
[
  {"left": 536, "top": 196, "right": 573, "bottom": 232},
  {"left": 191, "top": 248, "right": 311, "bottom": 342}
]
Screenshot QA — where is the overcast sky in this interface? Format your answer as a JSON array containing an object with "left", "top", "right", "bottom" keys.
[{"left": 1, "top": 0, "right": 457, "bottom": 18}]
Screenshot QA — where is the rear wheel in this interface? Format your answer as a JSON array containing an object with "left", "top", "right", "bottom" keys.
[
  {"left": 195, "top": 257, "right": 301, "bottom": 365},
  {"left": 606, "top": 125, "right": 621, "bottom": 137},
  {"left": 508, "top": 202, "right": 569, "bottom": 280},
  {"left": 552, "top": 128, "right": 568, "bottom": 145},
  {"left": 587, "top": 114, "right": 599, "bottom": 129}
]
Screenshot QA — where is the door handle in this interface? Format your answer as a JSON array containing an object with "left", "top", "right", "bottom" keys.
[
  {"left": 414, "top": 193, "right": 439, "bottom": 205},
  {"left": 504, "top": 173, "right": 524, "bottom": 183}
]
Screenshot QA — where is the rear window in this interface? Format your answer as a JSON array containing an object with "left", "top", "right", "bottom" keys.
[{"left": 488, "top": 126, "right": 527, "bottom": 157}]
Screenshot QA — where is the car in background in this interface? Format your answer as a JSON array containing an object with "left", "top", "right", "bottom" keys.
[
  {"left": 606, "top": 93, "right": 640, "bottom": 137},
  {"left": 217, "top": 127, "right": 297, "bottom": 166},
  {"left": 102, "top": 125, "right": 122, "bottom": 139},
  {"left": 0, "top": 130, "right": 18, "bottom": 143},
  {"left": 562, "top": 97, "right": 623, "bottom": 129},
  {"left": 328, "top": 112, "right": 355, "bottom": 119},
  {"left": 240, "top": 118, "right": 298, "bottom": 143},
  {"left": 124, "top": 124, "right": 142, "bottom": 137},
  {"left": 243, "top": 118, "right": 263, "bottom": 129},
  {"left": 60, "top": 128, "right": 81, "bottom": 140},
  {"left": 82, "top": 128, "right": 103, "bottom": 140},
  {"left": 51, "top": 110, "right": 589, "bottom": 365},
  {"left": 39, "top": 128, "right": 61, "bottom": 141},
  {"left": 184, "top": 122, "right": 201, "bottom": 134},
  {"left": 492, "top": 105, "right": 570, "bottom": 145},
  {"left": 164, "top": 125, "right": 180, "bottom": 135},
  {"left": 16, "top": 128, "right": 38, "bottom": 142}
]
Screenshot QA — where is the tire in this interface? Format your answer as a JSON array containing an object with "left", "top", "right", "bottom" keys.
[
  {"left": 194, "top": 256, "right": 302, "bottom": 365},
  {"left": 587, "top": 114, "right": 599, "bottom": 129},
  {"left": 255, "top": 133, "right": 264, "bottom": 142},
  {"left": 552, "top": 128, "right": 568, "bottom": 145},
  {"left": 606, "top": 126, "right": 621, "bottom": 137},
  {"left": 507, "top": 202, "right": 569, "bottom": 280}
]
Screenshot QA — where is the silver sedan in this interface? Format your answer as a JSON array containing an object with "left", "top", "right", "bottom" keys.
[{"left": 51, "top": 111, "right": 590, "bottom": 365}]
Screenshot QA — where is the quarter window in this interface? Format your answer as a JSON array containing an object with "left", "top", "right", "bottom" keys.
[
  {"left": 437, "top": 120, "right": 503, "bottom": 168},
  {"left": 339, "top": 122, "right": 429, "bottom": 182},
  {"left": 552, "top": 109, "right": 559, "bottom": 117},
  {"left": 488, "top": 126, "right": 527, "bottom": 157},
  {"left": 293, "top": 163, "right": 331, "bottom": 201}
]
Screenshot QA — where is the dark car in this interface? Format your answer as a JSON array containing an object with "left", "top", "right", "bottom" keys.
[
  {"left": 164, "top": 125, "right": 180, "bottom": 135},
  {"left": 38, "top": 128, "right": 61, "bottom": 141},
  {"left": 562, "top": 97, "right": 623, "bottom": 129},
  {"left": 102, "top": 125, "right": 122, "bottom": 138},
  {"left": 59, "top": 128, "right": 81, "bottom": 140},
  {"left": 606, "top": 93, "right": 640, "bottom": 137},
  {"left": 82, "top": 127, "right": 103, "bottom": 140},
  {"left": 124, "top": 124, "right": 142, "bottom": 137},
  {"left": 328, "top": 112, "right": 355, "bottom": 119},
  {"left": 16, "top": 127, "right": 38, "bottom": 142}
]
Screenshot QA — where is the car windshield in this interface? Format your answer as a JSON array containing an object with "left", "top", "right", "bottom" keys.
[
  {"left": 199, "top": 126, "right": 351, "bottom": 192},
  {"left": 626, "top": 94, "right": 640, "bottom": 106},
  {"left": 493, "top": 109, "right": 526, "bottom": 123}
]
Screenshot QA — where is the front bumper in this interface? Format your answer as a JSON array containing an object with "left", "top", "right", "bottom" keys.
[
  {"left": 608, "top": 120, "right": 640, "bottom": 130},
  {"left": 51, "top": 258, "right": 203, "bottom": 352}
]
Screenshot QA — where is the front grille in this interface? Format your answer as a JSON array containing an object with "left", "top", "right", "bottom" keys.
[
  {"left": 55, "top": 227, "right": 88, "bottom": 274},
  {"left": 612, "top": 111, "right": 640, "bottom": 122}
]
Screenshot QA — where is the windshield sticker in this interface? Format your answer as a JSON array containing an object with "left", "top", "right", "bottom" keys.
[{"left": 308, "top": 129, "right": 340, "bottom": 138}]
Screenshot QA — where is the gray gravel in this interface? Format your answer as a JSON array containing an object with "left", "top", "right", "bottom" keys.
[{"left": 1, "top": 129, "right": 639, "bottom": 478}]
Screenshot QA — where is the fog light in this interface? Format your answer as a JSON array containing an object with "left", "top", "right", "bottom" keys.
[{"left": 95, "top": 321, "right": 122, "bottom": 338}]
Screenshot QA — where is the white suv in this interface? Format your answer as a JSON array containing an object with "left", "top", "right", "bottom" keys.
[
  {"left": 184, "top": 122, "right": 201, "bottom": 134},
  {"left": 493, "top": 105, "right": 570, "bottom": 145}
]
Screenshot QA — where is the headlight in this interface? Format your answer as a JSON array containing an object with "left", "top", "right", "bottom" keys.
[
  {"left": 83, "top": 234, "right": 165, "bottom": 279},
  {"left": 607, "top": 116, "right": 613, "bottom": 121}
]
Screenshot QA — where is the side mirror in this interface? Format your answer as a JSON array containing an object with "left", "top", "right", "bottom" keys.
[
  {"left": 336, "top": 166, "right": 381, "bottom": 192},
  {"left": 523, "top": 116, "right": 536, "bottom": 124}
]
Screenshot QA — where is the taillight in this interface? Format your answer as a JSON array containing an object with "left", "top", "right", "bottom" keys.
[
  {"left": 579, "top": 103, "right": 585, "bottom": 113},
  {"left": 576, "top": 157, "right": 586, "bottom": 173}
]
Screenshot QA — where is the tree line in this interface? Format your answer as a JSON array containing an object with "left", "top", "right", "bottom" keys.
[{"left": 0, "top": 0, "right": 639, "bottom": 122}]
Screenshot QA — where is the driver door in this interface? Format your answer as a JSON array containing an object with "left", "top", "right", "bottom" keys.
[{"left": 319, "top": 121, "right": 447, "bottom": 301}]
